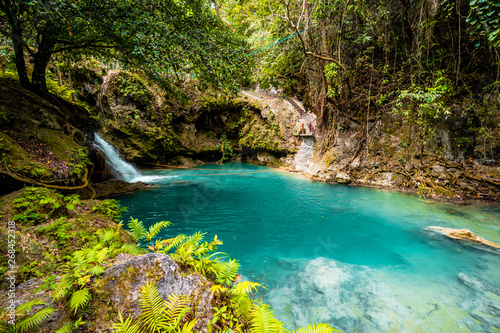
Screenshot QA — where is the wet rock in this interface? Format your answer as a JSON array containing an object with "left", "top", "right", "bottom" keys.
[
  {"left": 334, "top": 171, "right": 352, "bottom": 184},
  {"left": 425, "top": 226, "right": 500, "bottom": 250},
  {"left": 93, "top": 253, "right": 213, "bottom": 333},
  {"left": 169, "top": 156, "right": 204, "bottom": 168},
  {"left": 93, "top": 179, "right": 156, "bottom": 198}
]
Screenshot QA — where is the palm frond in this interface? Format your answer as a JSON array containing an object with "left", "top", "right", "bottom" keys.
[
  {"left": 70, "top": 288, "right": 92, "bottom": 314},
  {"left": 231, "top": 281, "right": 261, "bottom": 296},
  {"left": 249, "top": 301, "right": 284, "bottom": 333},
  {"left": 127, "top": 217, "right": 147, "bottom": 242},
  {"left": 216, "top": 259, "right": 240, "bottom": 286},
  {"left": 146, "top": 221, "right": 171, "bottom": 242},
  {"left": 293, "top": 323, "right": 342, "bottom": 333},
  {"left": 113, "top": 312, "right": 142, "bottom": 333},
  {"left": 15, "top": 307, "right": 55, "bottom": 332}
]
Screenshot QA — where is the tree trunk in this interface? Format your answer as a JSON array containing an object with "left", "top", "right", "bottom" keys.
[
  {"left": 31, "top": 50, "right": 52, "bottom": 97},
  {"left": 10, "top": 31, "right": 32, "bottom": 90}
]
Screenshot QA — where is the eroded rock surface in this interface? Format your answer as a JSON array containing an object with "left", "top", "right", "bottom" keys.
[{"left": 93, "top": 253, "right": 213, "bottom": 332}]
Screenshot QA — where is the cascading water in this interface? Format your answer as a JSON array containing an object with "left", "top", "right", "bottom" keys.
[{"left": 93, "top": 133, "right": 142, "bottom": 182}]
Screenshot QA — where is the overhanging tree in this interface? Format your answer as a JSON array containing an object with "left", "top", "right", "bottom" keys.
[{"left": 0, "top": 0, "right": 248, "bottom": 97}]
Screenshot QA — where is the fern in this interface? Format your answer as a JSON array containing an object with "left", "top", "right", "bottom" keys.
[
  {"left": 55, "top": 318, "right": 86, "bottom": 333},
  {"left": 177, "top": 319, "right": 198, "bottom": 333},
  {"left": 162, "top": 234, "right": 187, "bottom": 253},
  {"left": 231, "top": 281, "right": 261, "bottom": 296},
  {"left": 70, "top": 288, "right": 91, "bottom": 314},
  {"left": 249, "top": 301, "right": 284, "bottom": 333},
  {"left": 216, "top": 259, "right": 240, "bottom": 286},
  {"left": 113, "top": 312, "right": 142, "bottom": 333},
  {"left": 88, "top": 265, "right": 105, "bottom": 276},
  {"left": 293, "top": 324, "right": 341, "bottom": 333},
  {"left": 15, "top": 307, "right": 55, "bottom": 332},
  {"left": 118, "top": 243, "right": 143, "bottom": 255},
  {"left": 146, "top": 220, "right": 171, "bottom": 242},
  {"left": 138, "top": 281, "right": 168, "bottom": 332},
  {"left": 14, "top": 299, "right": 46, "bottom": 316},
  {"left": 128, "top": 217, "right": 147, "bottom": 241},
  {"left": 53, "top": 275, "right": 75, "bottom": 300},
  {"left": 163, "top": 293, "right": 191, "bottom": 329}
]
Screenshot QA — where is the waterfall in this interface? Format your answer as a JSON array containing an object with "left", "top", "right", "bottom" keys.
[{"left": 93, "top": 133, "right": 142, "bottom": 182}]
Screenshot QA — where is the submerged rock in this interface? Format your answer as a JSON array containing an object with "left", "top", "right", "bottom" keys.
[
  {"left": 425, "top": 226, "right": 500, "bottom": 250},
  {"left": 93, "top": 253, "right": 213, "bottom": 332}
]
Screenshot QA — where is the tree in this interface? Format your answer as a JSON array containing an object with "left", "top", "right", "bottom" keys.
[{"left": 0, "top": 0, "right": 248, "bottom": 97}]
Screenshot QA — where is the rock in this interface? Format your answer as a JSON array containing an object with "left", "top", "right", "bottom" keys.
[
  {"left": 169, "top": 156, "right": 204, "bottom": 168},
  {"left": 93, "top": 253, "right": 213, "bottom": 333},
  {"left": 425, "top": 226, "right": 500, "bottom": 250},
  {"left": 334, "top": 171, "right": 352, "bottom": 184},
  {"left": 93, "top": 179, "right": 156, "bottom": 198}
]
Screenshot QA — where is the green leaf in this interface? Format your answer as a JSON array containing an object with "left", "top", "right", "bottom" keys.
[
  {"left": 70, "top": 288, "right": 92, "bottom": 314},
  {"left": 15, "top": 307, "right": 55, "bottom": 332}
]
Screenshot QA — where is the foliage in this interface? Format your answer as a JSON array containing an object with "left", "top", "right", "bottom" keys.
[
  {"left": 0, "top": 299, "right": 55, "bottom": 333},
  {"left": 217, "top": 134, "right": 236, "bottom": 163},
  {"left": 92, "top": 199, "right": 127, "bottom": 222},
  {"left": 392, "top": 76, "right": 452, "bottom": 147},
  {"left": 467, "top": 0, "right": 500, "bottom": 47},
  {"left": 113, "top": 281, "right": 196, "bottom": 333},
  {"left": 0, "top": 0, "right": 250, "bottom": 95},
  {"left": 11, "top": 187, "right": 68, "bottom": 225}
]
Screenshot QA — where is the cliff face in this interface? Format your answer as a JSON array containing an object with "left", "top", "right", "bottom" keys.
[{"left": 302, "top": 110, "right": 500, "bottom": 201}]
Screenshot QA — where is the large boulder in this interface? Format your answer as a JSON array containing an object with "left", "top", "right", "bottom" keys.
[{"left": 93, "top": 253, "right": 213, "bottom": 332}]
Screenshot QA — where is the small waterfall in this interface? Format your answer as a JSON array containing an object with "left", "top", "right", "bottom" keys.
[{"left": 93, "top": 133, "right": 142, "bottom": 182}]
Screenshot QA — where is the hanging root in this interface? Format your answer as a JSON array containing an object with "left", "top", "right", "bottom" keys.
[{"left": 0, "top": 167, "right": 90, "bottom": 190}]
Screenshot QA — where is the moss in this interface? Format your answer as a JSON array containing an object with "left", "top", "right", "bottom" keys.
[
  {"left": 36, "top": 128, "right": 80, "bottom": 161},
  {"left": 434, "top": 187, "right": 454, "bottom": 197},
  {"left": 0, "top": 132, "right": 49, "bottom": 175}
]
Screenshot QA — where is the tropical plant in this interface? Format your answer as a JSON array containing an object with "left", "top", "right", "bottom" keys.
[
  {"left": 127, "top": 217, "right": 171, "bottom": 243},
  {"left": 0, "top": 299, "right": 55, "bottom": 332},
  {"left": 113, "top": 280, "right": 197, "bottom": 333}
]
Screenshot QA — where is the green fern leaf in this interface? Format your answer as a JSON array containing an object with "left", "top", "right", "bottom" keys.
[
  {"left": 87, "top": 265, "right": 105, "bottom": 276},
  {"left": 70, "top": 288, "right": 92, "bottom": 314},
  {"left": 55, "top": 321, "right": 75, "bottom": 333},
  {"left": 146, "top": 220, "right": 171, "bottom": 242},
  {"left": 231, "top": 281, "right": 261, "bottom": 296},
  {"left": 216, "top": 259, "right": 240, "bottom": 286},
  {"left": 127, "top": 217, "right": 147, "bottom": 242},
  {"left": 293, "top": 323, "right": 342, "bottom": 333},
  {"left": 53, "top": 275, "right": 75, "bottom": 300},
  {"left": 119, "top": 243, "right": 144, "bottom": 255},
  {"left": 163, "top": 234, "right": 187, "bottom": 253},
  {"left": 164, "top": 293, "right": 190, "bottom": 329},
  {"left": 178, "top": 319, "right": 198, "bottom": 333},
  {"left": 15, "top": 307, "right": 55, "bottom": 332},
  {"left": 138, "top": 281, "right": 169, "bottom": 332},
  {"left": 113, "top": 312, "right": 142, "bottom": 333},
  {"left": 14, "top": 299, "right": 46, "bottom": 316},
  {"left": 249, "top": 301, "right": 284, "bottom": 333}
]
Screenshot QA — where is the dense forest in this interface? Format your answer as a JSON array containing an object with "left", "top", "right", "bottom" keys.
[{"left": 0, "top": 0, "right": 499, "bottom": 332}]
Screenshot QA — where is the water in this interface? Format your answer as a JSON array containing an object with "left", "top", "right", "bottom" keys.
[
  {"left": 116, "top": 163, "right": 500, "bottom": 332},
  {"left": 93, "top": 133, "right": 168, "bottom": 183}
]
